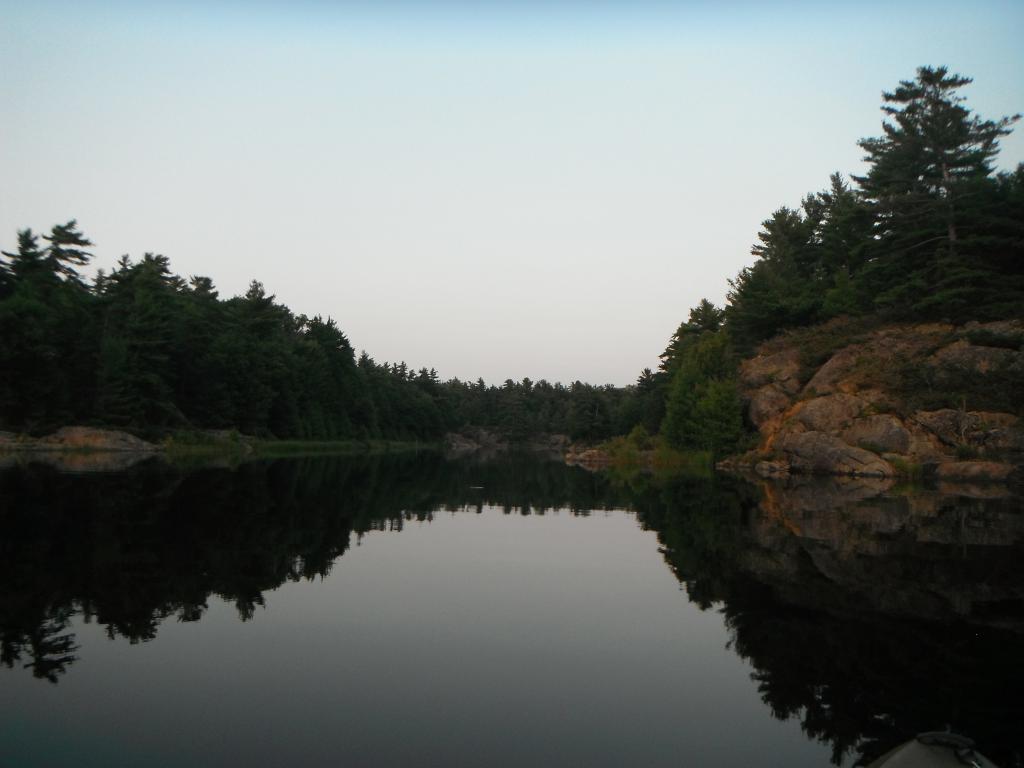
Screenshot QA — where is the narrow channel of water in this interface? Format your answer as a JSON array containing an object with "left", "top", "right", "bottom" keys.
[{"left": 1, "top": 453, "right": 1021, "bottom": 766}]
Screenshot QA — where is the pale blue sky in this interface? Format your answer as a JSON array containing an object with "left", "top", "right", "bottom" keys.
[{"left": 2, "top": 1, "right": 1022, "bottom": 384}]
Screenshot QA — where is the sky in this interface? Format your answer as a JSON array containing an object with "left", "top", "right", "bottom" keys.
[{"left": 2, "top": 1, "right": 1022, "bottom": 386}]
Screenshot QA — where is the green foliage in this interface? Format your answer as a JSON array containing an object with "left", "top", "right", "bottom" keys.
[
  {"left": 43, "top": 220, "right": 93, "bottom": 284},
  {"left": 661, "top": 332, "right": 745, "bottom": 456},
  {"left": 1, "top": 223, "right": 655, "bottom": 443},
  {"left": 626, "top": 423, "right": 654, "bottom": 450},
  {"left": 0, "top": 227, "right": 461, "bottom": 440},
  {"left": 687, "top": 298, "right": 724, "bottom": 332},
  {"left": 724, "top": 176, "right": 875, "bottom": 351},
  {"left": 693, "top": 379, "right": 745, "bottom": 455},
  {"left": 718, "top": 67, "right": 1022, "bottom": 355},
  {"left": 726, "top": 253, "right": 821, "bottom": 350},
  {"left": 820, "top": 268, "right": 860, "bottom": 318},
  {"left": 600, "top": 424, "right": 660, "bottom": 468},
  {"left": 0, "top": 224, "right": 98, "bottom": 431},
  {"left": 437, "top": 377, "right": 644, "bottom": 443},
  {"left": 659, "top": 299, "right": 727, "bottom": 375},
  {"left": 855, "top": 66, "right": 1022, "bottom": 319},
  {"left": 887, "top": 456, "right": 923, "bottom": 480}
]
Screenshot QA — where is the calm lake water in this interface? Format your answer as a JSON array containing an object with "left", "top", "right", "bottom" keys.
[{"left": 1, "top": 453, "right": 1022, "bottom": 767}]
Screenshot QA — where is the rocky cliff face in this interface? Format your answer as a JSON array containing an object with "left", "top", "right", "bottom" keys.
[{"left": 722, "top": 319, "right": 1024, "bottom": 481}]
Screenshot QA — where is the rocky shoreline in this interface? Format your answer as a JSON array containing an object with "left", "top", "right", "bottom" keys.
[
  {"left": 444, "top": 428, "right": 571, "bottom": 457},
  {"left": 0, "top": 426, "right": 161, "bottom": 453},
  {"left": 720, "top": 319, "right": 1024, "bottom": 484},
  {"left": 0, "top": 427, "right": 162, "bottom": 472}
]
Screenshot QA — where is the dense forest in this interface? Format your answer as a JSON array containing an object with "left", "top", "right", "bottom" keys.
[
  {"left": 1, "top": 67, "right": 1021, "bottom": 449},
  {"left": 0, "top": 223, "right": 642, "bottom": 440}
]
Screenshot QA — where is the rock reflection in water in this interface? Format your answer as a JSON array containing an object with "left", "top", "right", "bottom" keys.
[
  {"left": 0, "top": 454, "right": 1021, "bottom": 766},
  {"left": 747, "top": 475, "right": 1024, "bottom": 627},
  {"left": 636, "top": 471, "right": 1024, "bottom": 765}
]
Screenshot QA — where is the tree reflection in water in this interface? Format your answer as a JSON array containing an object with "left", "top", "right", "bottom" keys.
[{"left": 0, "top": 454, "right": 1021, "bottom": 766}]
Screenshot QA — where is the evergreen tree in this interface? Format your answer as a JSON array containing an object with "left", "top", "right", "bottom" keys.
[
  {"left": 174, "top": 276, "right": 227, "bottom": 426},
  {"left": 814, "top": 173, "right": 872, "bottom": 278},
  {"left": 94, "top": 254, "right": 182, "bottom": 428},
  {"left": 567, "top": 381, "right": 611, "bottom": 441},
  {"left": 854, "top": 66, "right": 1020, "bottom": 315},
  {"left": 661, "top": 331, "right": 741, "bottom": 455},
  {"left": 725, "top": 207, "right": 822, "bottom": 348},
  {"left": 633, "top": 367, "right": 664, "bottom": 434},
  {"left": 0, "top": 226, "right": 97, "bottom": 428},
  {"left": 2, "top": 230, "right": 48, "bottom": 285},
  {"left": 43, "top": 221, "right": 93, "bottom": 285},
  {"left": 687, "top": 299, "right": 724, "bottom": 332}
]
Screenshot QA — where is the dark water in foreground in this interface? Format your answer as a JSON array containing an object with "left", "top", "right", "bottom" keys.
[{"left": 1, "top": 453, "right": 1022, "bottom": 767}]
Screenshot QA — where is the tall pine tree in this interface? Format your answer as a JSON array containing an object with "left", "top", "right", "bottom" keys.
[{"left": 854, "top": 66, "right": 1020, "bottom": 316}]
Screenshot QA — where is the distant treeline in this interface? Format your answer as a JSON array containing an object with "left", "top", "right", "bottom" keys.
[
  {"left": 0, "top": 227, "right": 639, "bottom": 440},
  {"left": 2, "top": 67, "right": 1021, "bottom": 447}
]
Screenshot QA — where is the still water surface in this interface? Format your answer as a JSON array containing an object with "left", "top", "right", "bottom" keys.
[{"left": 1, "top": 453, "right": 1021, "bottom": 767}]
